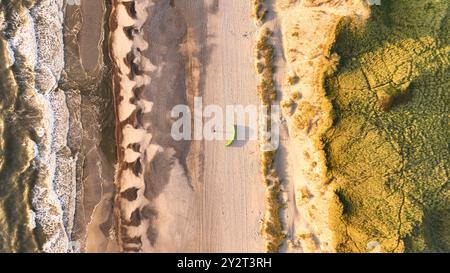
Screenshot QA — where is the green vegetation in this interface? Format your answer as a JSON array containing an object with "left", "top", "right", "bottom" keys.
[
  {"left": 323, "top": 0, "right": 450, "bottom": 252},
  {"left": 256, "top": 29, "right": 277, "bottom": 104},
  {"left": 255, "top": 28, "right": 286, "bottom": 253},
  {"left": 252, "top": 0, "right": 268, "bottom": 24},
  {"left": 263, "top": 174, "right": 286, "bottom": 253},
  {"left": 287, "top": 74, "right": 299, "bottom": 85},
  {"left": 292, "top": 101, "right": 317, "bottom": 132}
]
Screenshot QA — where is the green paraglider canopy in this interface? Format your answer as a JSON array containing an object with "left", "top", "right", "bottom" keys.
[{"left": 225, "top": 125, "right": 237, "bottom": 147}]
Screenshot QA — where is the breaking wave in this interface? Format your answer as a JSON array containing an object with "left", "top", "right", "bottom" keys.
[{"left": 0, "top": 0, "right": 76, "bottom": 252}]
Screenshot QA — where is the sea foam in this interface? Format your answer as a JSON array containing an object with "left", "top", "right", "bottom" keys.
[{"left": 5, "top": 0, "right": 76, "bottom": 252}]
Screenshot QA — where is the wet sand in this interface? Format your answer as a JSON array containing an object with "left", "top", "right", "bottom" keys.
[
  {"left": 79, "top": 0, "right": 104, "bottom": 75},
  {"left": 64, "top": 0, "right": 118, "bottom": 252}
]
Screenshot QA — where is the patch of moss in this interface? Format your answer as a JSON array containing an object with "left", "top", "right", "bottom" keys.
[{"left": 324, "top": 0, "right": 450, "bottom": 252}]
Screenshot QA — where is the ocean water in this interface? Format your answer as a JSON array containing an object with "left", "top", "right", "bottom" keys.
[
  {"left": 0, "top": 0, "right": 70, "bottom": 252},
  {"left": 0, "top": 0, "right": 115, "bottom": 252}
]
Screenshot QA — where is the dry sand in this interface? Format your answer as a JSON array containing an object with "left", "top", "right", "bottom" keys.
[
  {"left": 139, "top": 0, "right": 264, "bottom": 252},
  {"left": 272, "top": 0, "right": 370, "bottom": 252},
  {"left": 198, "top": 0, "right": 265, "bottom": 252},
  {"left": 109, "top": 0, "right": 265, "bottom": 252}
]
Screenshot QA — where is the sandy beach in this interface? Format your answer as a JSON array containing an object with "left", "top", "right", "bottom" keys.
[
  {"left": 109, "top": 0, "right": 265, "bottom": 252},
  {"left": 197, "top": 0, "right": 265, "bottom": 252}
]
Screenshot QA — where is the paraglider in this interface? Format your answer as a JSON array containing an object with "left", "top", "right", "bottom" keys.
[{"left": 225, "top": 124, "right": 237, "bottom": 147}]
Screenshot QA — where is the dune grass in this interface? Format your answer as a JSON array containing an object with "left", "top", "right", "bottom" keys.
[
  {"left": 255, "top": 28, "right": 286, "bottom": 253},
  {"left": 252, "top": 0, "right": 268, "bottom": 25},
  {"left": 323, "top": 0, "right": 450, "bottom": 252}
]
